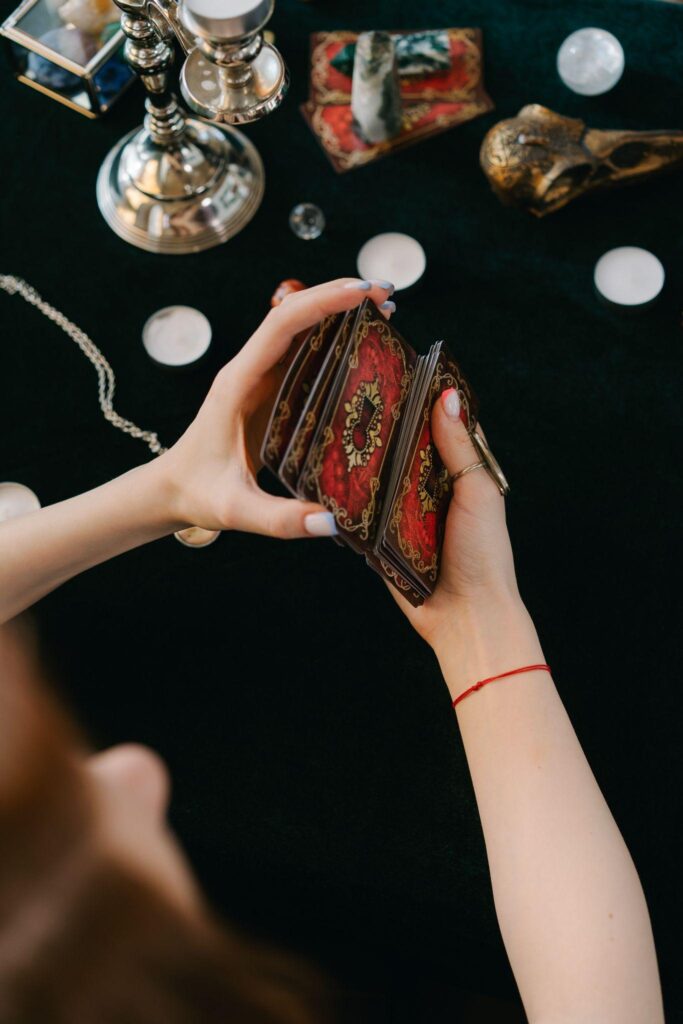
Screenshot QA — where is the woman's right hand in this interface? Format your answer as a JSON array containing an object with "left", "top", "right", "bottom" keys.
[{"left": 390, "top": 390, "right": 537, "bottom": 677}]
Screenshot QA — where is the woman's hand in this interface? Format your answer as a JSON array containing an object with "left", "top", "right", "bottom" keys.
[
  {"left": 160, "top": 278, "right": 394, "bottom": 540},
  {"left": 393, "top": 404, "right": 665, "bottom": 1024},
  {"left": 391, "top": 389, "right": 526, "bottom": 659},
  {"left": 0, "top": 279, "right": 396, "bottom": 624}
]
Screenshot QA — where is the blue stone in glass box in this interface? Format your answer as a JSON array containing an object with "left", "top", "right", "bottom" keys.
[{"left": 0, "top": 0, "right": 134, "bottom": 117}]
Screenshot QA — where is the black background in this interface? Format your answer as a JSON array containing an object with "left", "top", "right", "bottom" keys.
[{"left": 1, "top": 1, "right": 681, "bottom": 1020}]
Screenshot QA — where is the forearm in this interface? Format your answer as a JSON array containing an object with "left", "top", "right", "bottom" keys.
[
  {"left": 0, "top": 459, "right": 182, "bottom": 624},
  {"left": 434, "top": 600, "right": 663, "bottom": 1023}
]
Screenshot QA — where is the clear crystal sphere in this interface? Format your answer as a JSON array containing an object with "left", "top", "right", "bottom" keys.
[
  {"left": 557, "top": 28, "right": 624, "bottom": 96},
  {"left": 289, "top": 202, "right": 325, "bottom": 240}
]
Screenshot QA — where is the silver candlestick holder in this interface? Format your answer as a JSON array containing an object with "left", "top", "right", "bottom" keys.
[{"left": 96, "top": 0, "right": 288, "bottom": 254}]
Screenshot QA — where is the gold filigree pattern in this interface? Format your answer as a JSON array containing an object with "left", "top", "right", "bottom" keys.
[
  {"left": 342, "top": 376, "right": 384, "bottom": 472},
  {"left": 417, "top": 444, "right": 450, "bottom": 516},
  {"left": 389, "top": 475, "right": 439, "bottom": 582},
  {"left": 379, "top": 558, "right": 413, "bottom": 592},
  {"left": 310, "top": 314, "right": 336, "bottom": 351},
  {"left": 310, "top": 30, "right": 356, "bottom": 105},
  {"left": 286, "top": 317, "right": 357, "bottom": 476},
  {"left": 387, "top": 360, "right": 474, "bottom": 583},
  {"left": 264, "top": 399, "right": 290, "bottom": 462},
  {"left": 351, "top": 312, "right": 414, "bottom": 385},
  {"left": 264, "top": 316, "right": 338, "bottom": 464},
  {"left": 310, "top": 101, "right": 485, "bottom": 172},
  {"left": 302, "top": 425, "right": 381, "bottom": 541},
  {"left": 323, "top": 476, "right": 381, "bottom": 542},
  {"left": 283, "top": 410, "right": 316, "bottom": 475},
  {"left": 302, "top": 316, "right": 412, "bottom": 540}
]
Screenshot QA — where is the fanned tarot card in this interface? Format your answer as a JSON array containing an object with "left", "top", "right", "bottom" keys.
[
  {"left": 261, "top": 313, "right": 345, "bottom": 475},
  {"left": 279, "top": 309, "right": 358, "bottom": 494},
  {"left": 378, "top": 342, "right": 478, "bottom": 596},
  {"left": 261, "top": 299, "right": 479, "bottom": 605},
  {"left": 298, "top": 301, "right": 416, "bottom": 553}
]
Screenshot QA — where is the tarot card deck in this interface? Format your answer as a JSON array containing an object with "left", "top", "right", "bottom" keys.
[
  {"left": 300, "top": 28, "right": 494, "bottom": 172},
  {"left": 261, "top": 299, "right": 478, "bottom": 605}
]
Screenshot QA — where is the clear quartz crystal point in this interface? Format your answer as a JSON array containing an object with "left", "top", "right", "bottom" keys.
[
  {"left": 289, "top": 203, "right": 325, "bottom": 240},
  {"left": 557, "top": 28, "right": 624, "bottom": 96}
]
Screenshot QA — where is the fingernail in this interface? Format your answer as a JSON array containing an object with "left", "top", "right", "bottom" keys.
[
  {"left": 372, "top": 279, "right": 395, "bottom": 294},
  {"left": 304, "top": 511, "right": 338, "bottom": 537},
  {"left": 442, "top": 387, "right": 461, "bottom": 420},
  {"left": 343, "top": 280, "right": 372, "bottom": 291},
  {"left": 380, "top": 300, "right": 396, "bottom": 313}
]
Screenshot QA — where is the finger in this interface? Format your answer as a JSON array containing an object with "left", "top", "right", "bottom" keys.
[
  {"left": 229, "top": 488, "right": 338, "bottom": 541},
  {"left": 236, "top": 278, "right": 396, "bottom": 379},
  {"left": 432, "top": 389, "right": 502, "bottom": 503}
]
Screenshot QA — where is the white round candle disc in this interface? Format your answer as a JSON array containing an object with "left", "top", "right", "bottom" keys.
[
  {"left": 557, "top": 28, "right": 624, "bottom": 96},
  {"left": 142, "top": 306, "right": 212, "bottom": 367},
  {"left": 0, "top": 482, "right": 41, "bottom": 523},
  {"left": 594, "top": 247, "right": 665, "bottom": 308},
  {"left": 357, "top": 232, "right": 426, "bottom": 292},
  {"left": 174, "top": 526, "right": 221, "bottom": 548}
]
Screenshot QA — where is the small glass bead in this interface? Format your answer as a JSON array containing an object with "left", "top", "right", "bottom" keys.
[{"left": 289, "top": 202, "right": 325, "bottom": 240}]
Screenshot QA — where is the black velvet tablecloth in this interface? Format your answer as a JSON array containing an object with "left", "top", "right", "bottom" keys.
[{"left": 1, "top": 0, "right": 681, "bottom": 1019}]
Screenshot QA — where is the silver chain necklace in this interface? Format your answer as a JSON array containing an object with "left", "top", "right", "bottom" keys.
[
  {"left": 0, "top": 274, "right": 166, "bottom": 455},
  {"left": 0, "top": 274, "right": 220, "bottom": 548}
]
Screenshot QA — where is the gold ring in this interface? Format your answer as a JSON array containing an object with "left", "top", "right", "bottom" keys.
[
  {"left": 469, "top": 430, "right": 510, "bottom": 496},
  {"left": 451, "top": 461, "right": 487, "bottom": 484}
]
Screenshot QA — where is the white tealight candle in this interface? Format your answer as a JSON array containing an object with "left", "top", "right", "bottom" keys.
[
  {"left": 594, "top": 247, "right": 665, "bottom": 309},
  {"left": 357, "top": 232, "right": 426, "bottom": 292},
  {"left": 142, "top": 305, "right": 212, "bottom": 368},
  {"left": 0, "top": 482, "right": 41, "bottom": 523},
  {"left": 174, "top": 526, "right": 221, "bottom": 548},
  {"left": 557, "top": 28, "right": 624, "bottom": 96}
]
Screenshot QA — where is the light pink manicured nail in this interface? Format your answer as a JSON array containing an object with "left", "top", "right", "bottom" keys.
[
  {"left": 343, "top": 280, "right": 372, "bottom": 291},
  {"left": 304, "top": 511, "right": 338, "bottom": 536},
  {"left": 442, "top": 387, "right": 461, "bottom": 420}
]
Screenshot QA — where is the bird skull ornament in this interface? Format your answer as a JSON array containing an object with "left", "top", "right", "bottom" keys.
[{"left": 479, "top": 104, "right": 683, "bottom": 216}]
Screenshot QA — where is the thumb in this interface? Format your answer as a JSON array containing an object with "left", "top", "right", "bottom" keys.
[
  {"left": 229, "top": 487, "right": 338, "bottom": 540},
  {"left": 432, "top": 389, "right": 502, "bottom": 506}
]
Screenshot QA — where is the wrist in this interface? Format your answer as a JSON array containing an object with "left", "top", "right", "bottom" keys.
[
  {"left": 431, "top": 596, "right": 544, "bottom": 703},
  {"left": 135, "top": 456, "right": 188, "bottom": 535}
]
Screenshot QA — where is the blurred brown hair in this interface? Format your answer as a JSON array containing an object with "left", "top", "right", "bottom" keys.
[{"left": 0, "top": 624, "right": 331, "bottom": 1024}]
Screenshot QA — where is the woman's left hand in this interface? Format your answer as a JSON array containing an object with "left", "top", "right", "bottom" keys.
[{"left": 160, "top": 278, "right": 394, "bottom": 539}]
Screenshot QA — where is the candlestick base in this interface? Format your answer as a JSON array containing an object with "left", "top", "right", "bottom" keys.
[{"left": 96, "top": 117, "right": 264, "bottom": 255}]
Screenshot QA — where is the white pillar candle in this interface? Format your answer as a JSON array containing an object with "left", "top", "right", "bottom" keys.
[
  {"left": 557, "top": 28, "right": 624, "bottom": 96},
  {"left": 594, "top": 247, "right": 665, "bottom": 308},
  {"left": 185, "top": 0, "right": 259, "bottom": 17},
  {"left": 142, "top": 305, "right": 212, "bottom": 367},
  {"left": 357, "top": 232, "right": 426, "bottom": 292},
  {"left": 0, "top": 482, "right": 41, "bottom": 523}
]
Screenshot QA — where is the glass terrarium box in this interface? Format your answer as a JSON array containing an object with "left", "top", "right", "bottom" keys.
[{"left": 1, "top": 0, "right": 134, "bottom": 116}]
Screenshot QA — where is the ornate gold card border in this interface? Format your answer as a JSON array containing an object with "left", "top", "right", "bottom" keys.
[{"left": 304, "top": 313, "right": 414, "bottom": 541}]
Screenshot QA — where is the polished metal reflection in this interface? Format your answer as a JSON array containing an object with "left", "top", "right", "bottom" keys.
[
  {"left": 480, "top": 103, "right": 683, "bottom": 217},
  {"left": 179, "top": 0, "right": 288, "bottom": 123},
  {"left": 96, "top": 0, "right": 288, "bottom": 253}
]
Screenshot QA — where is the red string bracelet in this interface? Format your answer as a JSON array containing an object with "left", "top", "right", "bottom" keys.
[{"left": 452, "top": 664, "right": 551, "bottom": 708}]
